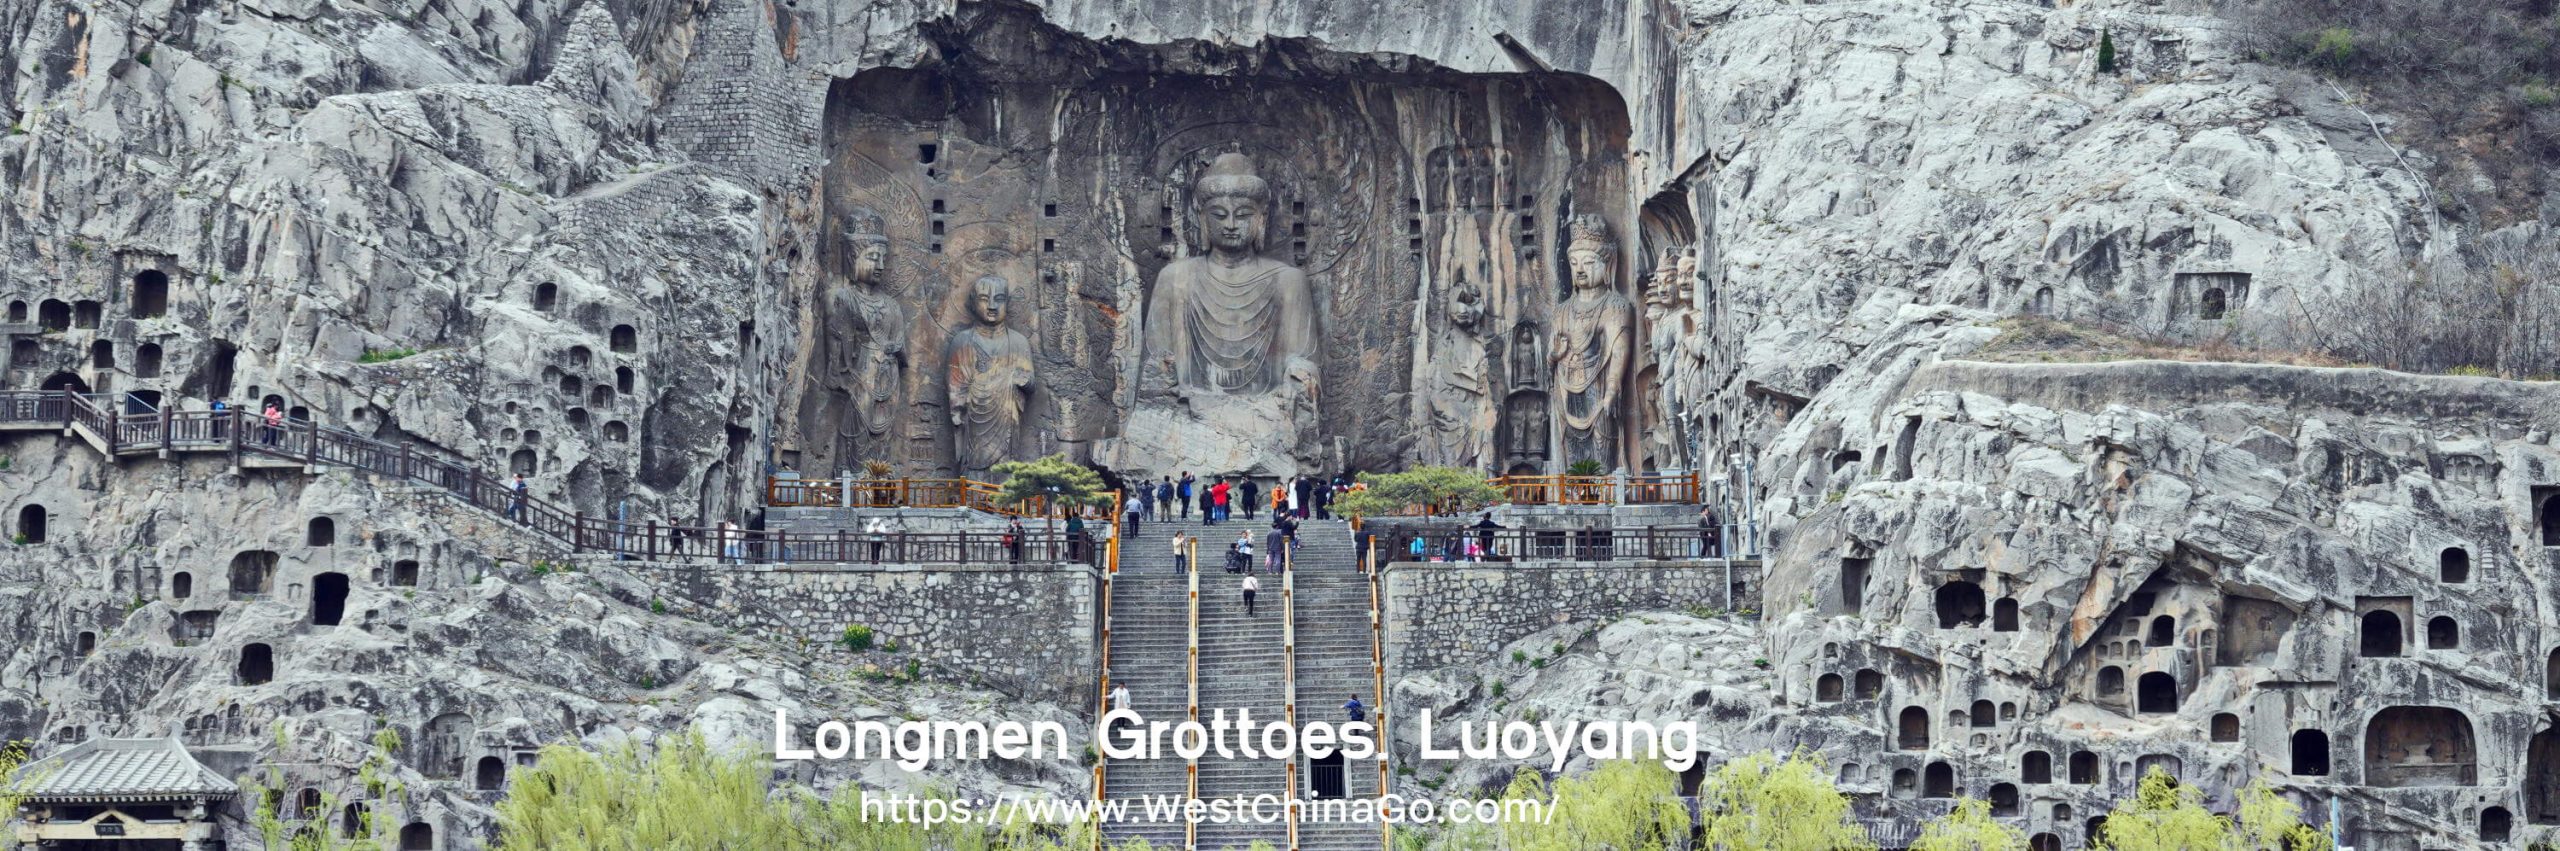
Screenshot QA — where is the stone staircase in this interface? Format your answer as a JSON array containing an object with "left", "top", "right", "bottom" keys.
[
  {"left": 1098, "top": 517, "right": 1386, "bottom": 851},
  {"left": 1102, "top": 522, "right": 1194, "bottom": 850},
  {"left": 1288, "top": 522, "right": 1386, "bottom": 850}
]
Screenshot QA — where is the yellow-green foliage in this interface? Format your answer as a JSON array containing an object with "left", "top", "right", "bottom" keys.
[
  {"left": 237, "top": 725, "right": 403, "bottom": 851},
  {"left": 2095, "top": 767, "right": 2234, "bottom": 850},
  {"left": 1332, "top": 466, "right": 1505, "bottom": 519},
  {"left": 2, "top": 739, "right": 31, "bottom": 851},
  {"left": 1694, "top": 750, "right": 1875, "bottom": 851},
  {"left": 1497, "top": 761, "right": 1691, "bottom": 851},
  {"left": 1912, "top": 798, "right": 2025, "bottom": 851},
  {"left": 2234, "top": 778, "right": 2332, "bottom": 851},
  {"left": 494, "top": 733, "right": 1102, "bottom": 850}
]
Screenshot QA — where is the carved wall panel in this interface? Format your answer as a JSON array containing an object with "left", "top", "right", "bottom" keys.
[{"left": 790, "top": 12, "right": 1635, "bottom": 479}]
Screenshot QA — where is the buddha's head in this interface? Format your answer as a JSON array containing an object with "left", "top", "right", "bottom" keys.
[
  {"left": 1191, "top": 153, "right": 1271, "bottom": 256},
  {"left": 970, "top": 274, "right": 1011, "bottom": 326},
  {"left": 846, "top": 207, "right": 889, "bottom": 285},
  {"left": 1565, "top": 214, "right": 1616, "bottom": 293}
]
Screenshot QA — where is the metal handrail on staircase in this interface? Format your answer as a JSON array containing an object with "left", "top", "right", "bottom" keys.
[
  {"left": 1186, "top": 538, "right": 1202, "bottom": 851},
  {"left": 1281, "top": 543, "right": 1301, "bottom": 851}
]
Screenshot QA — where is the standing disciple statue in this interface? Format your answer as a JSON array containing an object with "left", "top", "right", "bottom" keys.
[
  {"left": 947, "top": 274, "right": 1034, "bottom": 477},
  {"left": 1551, "top": 214, "right": 1633, "bottom": 469}
]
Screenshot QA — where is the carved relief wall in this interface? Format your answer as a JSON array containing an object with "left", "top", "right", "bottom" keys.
[{"left": 786, "top": 10, "right": 1635, "bottom": 479}]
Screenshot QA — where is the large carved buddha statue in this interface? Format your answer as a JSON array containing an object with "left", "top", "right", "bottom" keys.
[
  {"left": 1551, "top": 214, "right": 1632, "bottom": 469},
  {"left": 1113, "top": 153, "right": 1322, "bottom": 478},
  {"left": 1142, "top": 153, "right": 1319, "bottom": 400}
]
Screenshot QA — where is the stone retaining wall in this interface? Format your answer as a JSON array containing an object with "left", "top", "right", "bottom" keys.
[
  {"left": 1382, "top": 560, "right": 1761, "bottom": 671},
  {"left": 619, "top": 559, "right": 1100, "bottom": 705}
]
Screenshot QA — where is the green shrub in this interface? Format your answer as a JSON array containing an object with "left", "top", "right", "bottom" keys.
[
  {"left": 2311, "top": 27, "right": 2355, "bottom": 69},
  {"left": 1566, "top": 459, "right": 1607, "bottom": 476},
  {"left": 838, "top": 624, "right": 874, "bottom": 652},
  {"left": 2528, "top": 81, "right": 2558, "bottom": 108},
  {"left": 2097, "top": 30, "right": 2117, "bottom": 74},
  {"left": 649, "top": 597, "right": 666, "bottom": 614},
  {"left": 357, "top": 347, "right": 421, "bottom": 364}
]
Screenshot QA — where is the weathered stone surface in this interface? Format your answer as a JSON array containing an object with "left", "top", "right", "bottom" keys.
[{"left": 4, "top": 0, "right": 2554, "bottom": 846}]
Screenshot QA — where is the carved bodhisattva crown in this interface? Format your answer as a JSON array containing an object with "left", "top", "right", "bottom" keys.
[
  {"left": 846, "top": 207, "right": 888, "bottom": 244},
  {"left": 1566, "top": 214, "right": 1615, "bottom": 261}
]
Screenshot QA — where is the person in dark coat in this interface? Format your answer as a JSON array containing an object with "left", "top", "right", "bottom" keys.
[
  {"left": 1240, "top": 479, "right": 1260, "bottom": 520},
  {"left": 1473, "top": 512, "right": 1503, "bottom": 562},
  {"left": 1292, "top": 477, "right": 1313, "bottom": 518}
]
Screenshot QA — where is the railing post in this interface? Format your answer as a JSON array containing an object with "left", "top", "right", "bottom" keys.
[
  {"left": 647, "top": 521, "right": 658, "bottom": 561},
  {"left": 305, "top": 417, "right": 321, "bottom": 465},
  {"left": 228, "top": 408, "right": 242, "bottom": 466},
  {"left": 104, "top": 405, "right": 118, "bottom": 452}
]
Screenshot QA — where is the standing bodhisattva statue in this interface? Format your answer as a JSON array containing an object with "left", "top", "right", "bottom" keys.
[
  {"left": 1551, "top": 214, "right": 1632, "bottom": 469},
  {"left": 947, "top": 274, "right": 1034, "bottom": 478},
  {"left": 813, "top": 208, "right": 908, "bottom": 472}
]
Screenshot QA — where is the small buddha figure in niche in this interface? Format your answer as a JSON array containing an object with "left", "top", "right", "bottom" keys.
[{"left": 946, "top": 274, "right": 1034, "bottom": 477}]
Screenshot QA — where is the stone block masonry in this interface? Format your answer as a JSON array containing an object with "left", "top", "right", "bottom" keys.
[
  {"left": 1382, "top": 560, "right": 1762, "bottom": 672},
  {"left": 617, "top": 560, "right": 1100, "bottom": 706}
]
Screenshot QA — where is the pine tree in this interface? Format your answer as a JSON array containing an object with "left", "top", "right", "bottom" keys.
[{"left": 2097, "top": 30, "right": 2119, "bottom": 74}]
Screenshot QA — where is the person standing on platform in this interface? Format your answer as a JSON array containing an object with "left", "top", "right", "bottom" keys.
[
  {"left": 1240, "top": 478, "right": 1260, "bottom": 521},
  {"left": 1178, "top": 472, "right": 1197, "bottom": 520}
]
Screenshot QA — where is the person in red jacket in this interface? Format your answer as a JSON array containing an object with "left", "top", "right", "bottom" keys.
[{"left": 1207, "top": 478, "right": 1231, "bottom": 525}]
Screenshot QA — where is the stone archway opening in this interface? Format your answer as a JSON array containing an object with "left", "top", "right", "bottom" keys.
[
  {"left": 2358, "top": 610, "right": 2402, "bottom": 657},
  {"left": 2022, "top": 750, "right": 2051, "bottom": 784},
  {"left": 2364, "top": 705, "right": 2474, "bottom": 787},
  {"left": 15, "top": 504, "right": 45, "bottom": 544},
  {"left": 2290, "top": 729, "right": 2330, "bottom": 776},
  {"left": 2426, "top": 616, "right": 2459, "bottom": 650},
  {"left": 239, "top": 643, "right": 274, "bottom": 685},
  {"left": 2440, "top": 546, "right": 2470, "bottom": 582},
  {"left": 1815, "top": 674, "right": 1842, "bottom": 702},
  {"left": 1922, "top": 761, "right": 1954, "bottom": 798},
  {"left": 1934, "top": 581, "right": 1986, "bottom": 628},
  {"left": 2136, "top": 672, "right": 2178, "bottom": 713},
  {"left": 312, "top": 572, "right": 349, "bottom": 626},
  {"left": 2068, "top": 750, "right": 2099, "bottom": 784},
  {"left": 132, "top": 270, "right": 169, "bottom": 318},
  {"left": 1897, "top": 706, "right": 1929, "bottom": 750}
]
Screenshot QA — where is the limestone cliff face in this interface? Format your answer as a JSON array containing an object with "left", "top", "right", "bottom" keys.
[{"left": 1, "top": 0, "right": 2550, "bottom": 846}]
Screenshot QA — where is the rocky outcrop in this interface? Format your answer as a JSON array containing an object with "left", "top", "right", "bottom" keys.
[{"left": 5, "top": 0, "right": 2555, "bottom": 846}]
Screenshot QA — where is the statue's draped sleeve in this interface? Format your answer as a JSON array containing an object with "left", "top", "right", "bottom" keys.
[{"left": 1142, "top": 265, "right": 1187, "bottom": 393}]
